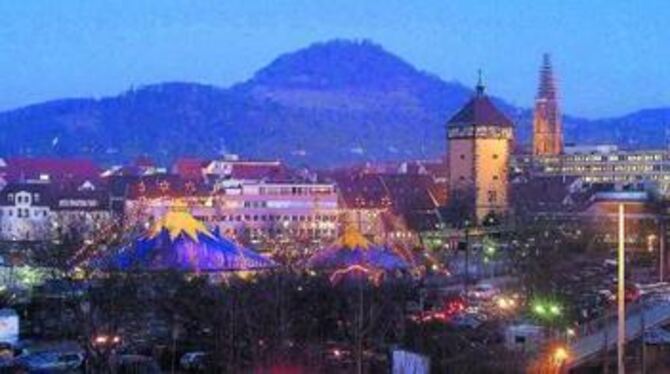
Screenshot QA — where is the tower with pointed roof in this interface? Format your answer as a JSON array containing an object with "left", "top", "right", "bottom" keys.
[
  {"left": 533, "top": 54, "right": 562, "bottom": 156},
  {"left": 447, "top": 75, "right": 514, "bottom": 223}
]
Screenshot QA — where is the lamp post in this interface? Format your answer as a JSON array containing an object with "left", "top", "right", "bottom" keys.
[
  {"left": 617, "top": 203, "right": 625, "bottom": 374},
  {"left": 484, "top": 239, "right": 496, "bottom": 278},
  {"left": 462, "top": 219, "right": 471, "bottom": 293},
  {"left": 660, "top": 218, "right": 666, "bottom": 282}
]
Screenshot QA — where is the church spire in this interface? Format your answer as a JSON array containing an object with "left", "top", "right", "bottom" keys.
[
  {"left": 538, "top": 53, "right": 556, "bottom": 100},
  {"left": 532, "top": 53, "right": 563, "bottom": 156}
]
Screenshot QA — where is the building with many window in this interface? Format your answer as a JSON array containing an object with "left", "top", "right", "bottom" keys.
[
  {"left": 124, "top": 177, "right": 340, "bottom": 245},
  {"left": 515, "top": 145, "right": 670, "bottom": 195}
]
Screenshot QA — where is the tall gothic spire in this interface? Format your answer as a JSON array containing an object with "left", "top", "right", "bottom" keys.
[
  {"left": 532, "top": 53, "right": 563, "bottom": 156},
  {"left": 538, "top": 53, "right": 557, "bottom": 100}
]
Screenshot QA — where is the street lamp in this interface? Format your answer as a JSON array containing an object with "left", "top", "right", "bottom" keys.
[
  {"left": 532, "top": 301, "right": 562, "bottom": 319},
  {"left": 460, "top": 218, "right": 472, "bottom": 293},
  {"left": 552, "top": 345, "right": 570, "bottom": 369},
  {"left": 483, "top": 237, "right": 497, "bottom": 278},
  {"left": 553, "top": 346, "right": 569, "bottom": 363}
]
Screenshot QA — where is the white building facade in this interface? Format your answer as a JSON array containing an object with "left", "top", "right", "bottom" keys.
[
  {"left": 0, "top": 183, "right": 112, "bottom": 241},
  {"left": 126, "top": 181, "right": 340, "bottom": 243}
]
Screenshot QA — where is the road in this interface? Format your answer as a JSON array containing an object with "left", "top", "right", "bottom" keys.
[{"left": 567, "top": 298, "right": 670, "bottom": 368}]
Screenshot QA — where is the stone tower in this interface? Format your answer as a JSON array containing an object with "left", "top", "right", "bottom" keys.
[
  {"left": 532, "top": 53, "right": 562, "bottom": 156},
  {"left": 447, "top": 76, "right": 514, "bottom": 223}
]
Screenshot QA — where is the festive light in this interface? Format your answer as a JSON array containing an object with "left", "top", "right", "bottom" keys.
[{"left": 329, "top": 264, "right": 384, "bottom": 285}]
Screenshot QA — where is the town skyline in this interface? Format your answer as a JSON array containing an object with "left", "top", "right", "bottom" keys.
[{"left": 1, "top": 3, "right": 669, "bottom": 371}]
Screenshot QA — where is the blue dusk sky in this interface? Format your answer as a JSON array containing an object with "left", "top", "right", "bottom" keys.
[{"left": 0, "top": 0, "right": 667, "bottom": 118}]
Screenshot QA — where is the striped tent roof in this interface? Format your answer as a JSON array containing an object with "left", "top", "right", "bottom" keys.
[
  {"left": 307, "top": 226, "right": 409, "bottom": 272},
  {"left": 94, "top": 211, "right": 275, "bottom": 272}
]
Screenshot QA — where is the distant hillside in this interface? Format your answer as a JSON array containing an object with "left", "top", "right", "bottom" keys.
[
  {"left": 0, "top": 39, "right": 666, "bottom": 167},
  {"left": 578, "top": 109, "right": 670, "bottom": 148}
]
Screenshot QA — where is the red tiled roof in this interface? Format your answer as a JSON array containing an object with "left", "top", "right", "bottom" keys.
[
  {"left": 511, "top": 175, "right": 578, "bottom": 214},
  {"left": 421, "top": 160, "right": 448, "bottom": 179},
  {"left": 334, "top": 174, "right": 390, "bottom": 209},
  {"left": 379, "top": 174, "right": 439, "bottom": 211},
  {"left": 202, "top": 160, "right": 292, "bottom": 182},
  {"left": 173, "top": 158, "right": 207, "bottom": 181},
  {"left": 447, "top": 91, "right": 513, "bottom": 128},
  {"left": 334, "top": 173, "right": 440, "bottom": 213},
  {"left": 230, "top": 163, "right": 288, "bottom": 180},
  {"left": 3, "top": 158, "right": 101, "bottom": 183}
]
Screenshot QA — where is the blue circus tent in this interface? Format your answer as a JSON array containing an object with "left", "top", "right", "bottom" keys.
[
  {"left": 307, "top": 226, "right": 409, "bottom": 272},
  {"left": 93, "top": 211, "right": 275, "bottom": 272}
]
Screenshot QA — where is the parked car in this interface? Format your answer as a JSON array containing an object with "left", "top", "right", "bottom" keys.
[
  {"left": 180, "top": 351, "right": 211, "bottom": 371},
  {"left": 450, "top": 313, "right": 484, "bottom": 329},
  {"left": 467, "top": 283, "right": 499, "bottom": 300},
  {"left": 17, "top": 351, "right": 84, "bottom": 371}
]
